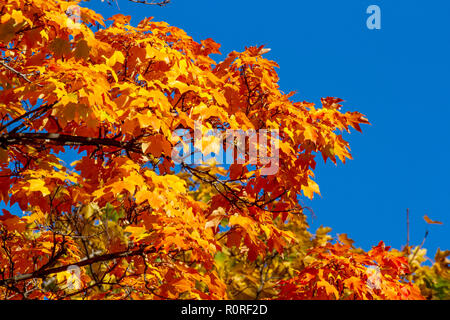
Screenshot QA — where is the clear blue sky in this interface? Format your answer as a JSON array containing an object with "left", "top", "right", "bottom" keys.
[
  {"left": 85, "top": 0, "right": 449, "bottom": 255},
  {"left": 7, "top": 0, "right": 450, "bottom": 257}
]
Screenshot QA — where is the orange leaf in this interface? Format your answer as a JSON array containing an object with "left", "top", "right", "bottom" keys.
[{"left": 423, "top": 214, "right": 443, "bottom": 225}]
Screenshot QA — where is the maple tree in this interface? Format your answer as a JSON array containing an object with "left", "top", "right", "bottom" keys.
[
  {"left": 0, "top": 0, "right": 445, "bottom": 300},
  {"left": 404, "top": 246, "right": 449, "bottom": 300}
]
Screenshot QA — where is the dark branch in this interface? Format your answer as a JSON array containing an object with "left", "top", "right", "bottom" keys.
[
  {"left": 0, "top": 132, "right": 142, "bottom": 154},
  {"left": 0, "top": 61, "right": 32, "bottom": 83},
  {"left": 0, "top": 246, "right": 157, "bottom": 287}
]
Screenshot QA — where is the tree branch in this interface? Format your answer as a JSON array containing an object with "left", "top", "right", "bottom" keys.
[
  {"left": 0, "top": 61, "right": 32, "bottom": 83},
  {"left": 0, "top": 104, "right": 53, "bottom": 133},
  {"left": 0, "top": 246, "right": 157, "bottom": 287},
  {"left": 0, "top": 132, "right": 142, "bottom": 154}
]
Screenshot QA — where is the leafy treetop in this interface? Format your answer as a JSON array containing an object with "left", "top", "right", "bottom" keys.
[{"left": 0, "top": 0, "right": 432, "bottom": 301}]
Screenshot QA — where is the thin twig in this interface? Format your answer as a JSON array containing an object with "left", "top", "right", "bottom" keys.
[{"left": 0, "top": 61, "right": 32, "bottom": 83}]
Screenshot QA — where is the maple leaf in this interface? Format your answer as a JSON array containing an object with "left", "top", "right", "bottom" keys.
[
  {"left": 423, "top": 215, "right": 443, "bottom": 225},
  {"left": 338, "top": 233, "right": 355, "bottom": 247},
  {"left": 49, "top": 38, "right": 71, "bottom": 58},
  {"left": 74, "top": 40, "right": 91, "bottom": 60}
]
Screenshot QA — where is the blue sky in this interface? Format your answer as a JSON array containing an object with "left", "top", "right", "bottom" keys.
[
  {"left": 4, "top": 0, "right": 449, "bottom": 257},
  {"left": 83, "top": 0, "right": 449, "bottom": 256}
]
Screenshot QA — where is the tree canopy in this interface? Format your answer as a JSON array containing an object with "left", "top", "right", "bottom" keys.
[{"left": 0, "top": 0, "right": 447, "bottom": 300}]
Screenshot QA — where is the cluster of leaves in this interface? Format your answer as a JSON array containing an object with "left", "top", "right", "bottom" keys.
[
  {"left": 276, "top": 241, "right": 424, "bottom": 300},
  {"left": 404, "top": 246, "right": 449, "bottom": 300},
  {"left": 215, "top": 214, "right": 448, "bottom": 300},
  {"left": 213, "top": 213, "right": 333, "bottom": 299},
  {"left": 0, "top": 0, "right": 444, "bottom": 300}
]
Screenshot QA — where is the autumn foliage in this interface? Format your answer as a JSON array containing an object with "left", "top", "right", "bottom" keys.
[{"left": 0, "top": 0, "right": 447, "bottom": 300}]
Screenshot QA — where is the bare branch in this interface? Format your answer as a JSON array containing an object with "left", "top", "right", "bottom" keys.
[
  {"left": 0, "top": 61, "right": 33, "bottom": 83},
  {"left": 0, "top": 246, "right": 157, "bottom": 287},
  {"left": 0, "top": 132, "right": 142, "bottom": 154}
]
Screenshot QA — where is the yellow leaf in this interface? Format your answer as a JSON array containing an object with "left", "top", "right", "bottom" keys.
[
  {"left": 28, "top": 179, "right": 50, "bottom": 196},
  {"left": 40, "top": 30, "right": 48, "bottom": 41},
  {"left": 304, "top": 126, "right": 318, "bottom": 143},
  {"left": 11, "top": 10, "right": 24, "bottom": 24},
  {"left": 301, "top": 179, "right": 320, "bottom": 199},
  {"left": 107, "top": 51, "right": 125, "bottom": 67},
  {"left": 124, "top": 226, "right": 148, "bottom": 241},
  {"left": 317, "top": 280, "right": 339, "bottom": 299}
]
